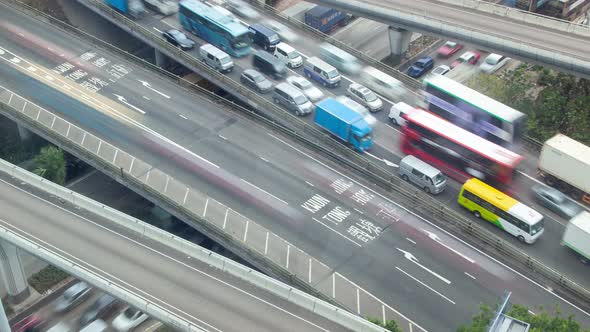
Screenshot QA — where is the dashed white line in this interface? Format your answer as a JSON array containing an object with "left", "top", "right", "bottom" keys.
[
  {"left": 518, "top": 170, "right": 543, "bottom": 185},
  {"left": 143, "top": 96, "right": 151, "bottom": 100},
  {"left": 218, "top": 135, "right": 227, "bottom": 140},
  {"left": 260, "top": 156, "right": 269, "bottom": 162},
  {"left": 152, "top": 27, "right": 163, "bottom": 33},
  {"left": 464, "top": 272, "right": 476, "bottom": 280},
  {"left": 178, "top": 114, "right": 188, "bottom": 119},
  {"left": 240, "top": 178, "right": 288, "bottom": 205},
  {"left": 305, "top": 181, "right": 315, "bottom": 187},
  {"left": 353, "top": 208, "right": 364, "bottom": 215},
  {"left": 406, "top": 238, "right": 416, "bottom": 245},
  {"left": 396, "top": 267, "right": 456, "bottom": 305}
]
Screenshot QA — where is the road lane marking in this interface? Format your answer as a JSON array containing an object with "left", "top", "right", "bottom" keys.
[
  {"left": 142, "top": 95, "right": 151, "bottom": 100},
  {"left": 178, "top": 114, "right": 187, "bottom": 119},
  {"left": 152, "top": 27, "right": 163, "bottom": 33},
  {"left": 395, "top": 267, "right": 456, "bottom": 305},
  {"left": 138, "top": 79, "right": 171, "bottom": 99},
  {"left": 305, "top": 181, "right": 314, "bottom": 187},
  {"left": 0, "top": 178, "right": 331, "bottom": 332},
  {"left": 397, "top": 248, "right": 451, "bottom": 285},
  {"left": 464, "top": 272, "right": 476, "bottom": 280},
  {"left": 422, "top": 229, "right": 475, "bottom": 264},
  {"left": 406, "top": 238, "right": 416, "bottom": 245},
  {"left": 312, "top": 217, "right": 362, "bottom": 247},
  {"left": 240, "top": 178, "right": 288, "bottom": 205},
  {"left": 113, "top": 94, "right": 146, "bottom": 114}
]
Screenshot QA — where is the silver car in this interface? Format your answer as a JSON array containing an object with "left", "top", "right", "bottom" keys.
[
  {"left": 532, "top": 185, "right": 582, "bottom": 219},
  {"left": 286, "top": 76, "right": 324, "bottom": 102},
  {"left": 479, "top": 53, "right": 510, "bottom": 74},
  {"left": 345, "top": 83, "right": 383, "bottom": 112},
  {"left": 54, "top": 282, "right": 92, "bottom": 313},
  {"left": 240, "top": 69, "right": 273, "bottom": 93}
]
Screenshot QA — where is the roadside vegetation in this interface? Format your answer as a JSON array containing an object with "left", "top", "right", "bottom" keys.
[
  {"left": 467, "top": 65, "right": 590, "bottom": 145},
  {"left": 28, "top": 265, "right": 69, "bottom": 294}
]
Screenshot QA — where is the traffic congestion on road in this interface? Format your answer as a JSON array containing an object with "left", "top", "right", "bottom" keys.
[{"left": 0, "top": 0, "right": 589, "bottom": 331}]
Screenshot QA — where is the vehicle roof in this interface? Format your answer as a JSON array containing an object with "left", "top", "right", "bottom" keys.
[
  {"left": 424, "top": 74, "right": 525, "bottom": 123},
  {"left": 200, "top": 43, "right": 227, "bottom": 56},
  {"left": 401, "top": 155, "right": 442, "bottom": 178},
  {"left": 317, "top": 98, "right": 364, "bottom": 123},
  {"left": 250, "top": 23, "right": 278, "bottom": 37},
  {"left": 408, "top": 110, "right": 523, "bottom": 166},
  {"left": 276, "top": 42, "right": 295, "bottom": 52},
  {"left": 444, "top": 41, "right": 457, "bottom": 47},
  {"left": 349, "top": 83, "right": 371, "bottom": 94},
  {"left": 180, "top": 0, "right": 249, "bottom": 36},
  {"left": 486, "top": 53, "right": 503, "bottom": 62},
  {"left": 288, "top": 75, "right": 308, "bottom": 84},
  {"left": 417, "top": 56, "right": 433, "bottom": 63},
  {"left": 306, "top": 5, "right": 334, "bottom": 17},
  {"left": 570, "top": 211, "right": 590, "bottom": 232},
  {"left": 534, "top": 185, "right": 564, "bottom": 201},
  {"left": 305, "top": 56, "right": 336, "bottom": 70},
  {"left": 362, "top": 67, "right": 400, "bottom": 85},
  {"left": 544, "top": 134, "right": 590, "bottom": 165},
  {"left": 275, "top": 82, "right": 303, "bottom": 95},
  {"left": 336, "top": 96, "right": 366, "bottom": 114},
  {"left": 243, "top": 68, "right": 262, "bottom": 77},
  {"left": 460, "top": 51, "right": 476, "bottom": 60},
  {"left": 463, "top": 178, "right": 518, "bottom": 211}
]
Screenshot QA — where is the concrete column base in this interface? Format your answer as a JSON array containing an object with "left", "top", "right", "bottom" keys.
[
  {"left": 6, "top": 287, "right": 30, "bottom": 305},
  {"left": 17, "top": 124, "right": 32, "bottom": 141},
  {"left": 388, "top": 26, "right": 413, "bottom": 66},
  {"left": 154, "top": 49, "right": 168, "bottom": 68},
  {"left": 0, "top": 242, "right": 29, "bottom": 305}
]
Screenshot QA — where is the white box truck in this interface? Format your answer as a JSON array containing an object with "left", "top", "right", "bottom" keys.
[
  {"left": 562, "top": 211, "right": 590, "bottom": 264},
  {"left": 538, "top": 134, "right": 590, "bottom": 205}
]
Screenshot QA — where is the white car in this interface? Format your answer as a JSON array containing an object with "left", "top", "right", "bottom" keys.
[
  {"left": 336, "top": 96, "right": 377, "bottom": 127},
  {"left": 431, "top": 65, "right": 450, "bottom": 76},
  {"left": 345, "top": 83, "right": 383, "bottom": 112},
  {"left": 479, "top": 53, "right": 510, "bottom": 74},
  {"left": 263, "top": 19, "right": 300, "bottom": 43},
  {"left": 286, "top": 76, "right": 324, "bottom": 102},
  {"left": 112, "top": 307, "right": 149, "bottom": 332},
  {"left": 225, "top": 0, "right": 260, "bottom": 20}
]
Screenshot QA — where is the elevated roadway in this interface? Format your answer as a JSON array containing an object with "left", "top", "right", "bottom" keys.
[
  {"left": 1, "top": 2, "right": 589, "bottom": 331},
  {"left": 312, "top": 0, "right": 590, "bottom": 77},
  {"left": 0, "top": 166, "right": 351, "bottom": 332}
]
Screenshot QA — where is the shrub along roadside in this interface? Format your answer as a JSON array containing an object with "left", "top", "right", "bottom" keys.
[{"left": 27, "top": 265, "right": 69, "bottom": 294}]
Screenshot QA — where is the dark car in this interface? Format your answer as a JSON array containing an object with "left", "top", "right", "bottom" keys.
[
  {"left": 532, "top": 185, "right": 582, "bottom": 219},
  {"left": 162, "top": 29, "right": 195, "bottom": 50},
  {"left": 79, "top": 294, "right": 118, "bottom": 327},
  {"left": 240, "top": 69, "right": 273, "bottom": 93},
  {"left": 252, "top": 51, "right": 286, "bottom": 79},
  {"left": 249, "top": 24, "right": 280, "bottom": 51},
  {"left": 407, "top": 56, "right": 434, "bottom": 78}
]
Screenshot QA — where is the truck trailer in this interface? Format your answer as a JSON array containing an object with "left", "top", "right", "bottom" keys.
[
  {"left": 304, "top": 6, "right": 350, "bottom": 34},
  {"left": 538, "top": 134, "right": 590, "bottom": 205},
  {"left": 105, "top": 0, "right": 146, "bottom": 19},
  {"left": 314, "top": 98, "right": 373, "bottom": 152},
  {"left": 562, "top": 211, "right": 590, "bottom": 264}
]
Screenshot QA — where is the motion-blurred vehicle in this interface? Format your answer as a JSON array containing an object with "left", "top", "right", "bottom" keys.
[
  {"left": 11, "top": 314, "right": 44, "bottom": 332},
  {"left": 249, "top": 24, "right": 280, "bottom": 51},
  {"left": 240, "top": 69, "right": 273, "bottom": 93},
  {"left": 319, "top": 43, "right": 362, "bottom": 75},
  {"left": 46, "top": 322, "right": 72, "bottom": 332},
  {"left": 273, "top": 43, "right": 303, "bottom": 68},
  {"left": 105, "top": 0, "right": 145, "bottom": 19},
  {"left": 112, "top": 307, "right": 150, "bottom": 332},
  {"left": 199, "top": 44, "right": 234, "bottom": 73},
  {"left": 437, "top": 41, "right": 463, "bottom": 58},
  {"left": 450, "top": 51, "right": 481, "bottom": 69},
  {"left": 262, "top": 19, "right": 300, "bottom": 43},
  {"left": 336, "top": 96, "right": 377, "bottom": 127},
  {"left": 273, "top": 83, "right": 313, "bottom": 116},
  {"left": 532, "top": 185, "right": 582, "bottom": 219},
  {"left": 79, "top": 320, "right": 108, "bottom": 332},
  {"left": 79, "top": 294, "right": 118, "bottom": 327},
  {"left": 407, "top": 56, "right": 434, "bottom": 78},
  {"left": 431, "top": 65, "right": 450, "bottom": 76},
  {"left": 162, "top": 29, "right": 195, "bottom": 50},
  {"left": 143, "top": 0, "right": 177, "bottom": 15},
  {"left": 359, "top": 67, "right": 406, "bottom": 102},
  {"left": 388, "top": 102, "right": 415, "bottom": 126},
  {"left": 345, "top": 83, "right": 383, "bottom": 112},
  {"left": 225, "top": 0, "right": 260, "bottom": 19},
  {"left": 304, "top": 6, "right": 350, "bottom": 34},
  {"left": 54, "top": 281, "right": 92, "bottom": 313},
  {"left": 286, "top": 76, "right": 324, "bottom": 102},
  {"left": 253, "top": 51, "right": 286, "bottom": 79},
  {"left": 479, "top": 53, "right": 510, "bottom": 74}
]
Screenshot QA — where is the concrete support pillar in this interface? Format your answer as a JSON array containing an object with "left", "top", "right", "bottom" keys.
[
  {"left": 154, "top": 49, "right": 167, "bottom": 68},
  {"left": 388, "top": 26, "right": 413, "bottom": 65},
  {"left": 17, "top": 123, "right": 32, "bottom": 141},
  {"left": 0, "top": 299, "right": 8, "bottom": 332},
  {"left": 0, "top": 241, "right": 29, "bottom": 304}
]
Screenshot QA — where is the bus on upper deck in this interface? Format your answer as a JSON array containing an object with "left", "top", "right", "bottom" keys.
[
  {"left": 423, "top": 75, "right": 526, "bottom": 147},
  {"left": 179, "top": 0, "right": 252, "bottom": 57},
  {"left": 401, "top": 109, "right": 524, "bottom": 187},
  {"left": 458, "top": 178, "right": 544, "bottom": 244}
]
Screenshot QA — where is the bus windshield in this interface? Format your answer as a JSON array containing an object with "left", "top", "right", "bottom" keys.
[{"left": 530, "top": 219, "right": 544, "bottom": 235}]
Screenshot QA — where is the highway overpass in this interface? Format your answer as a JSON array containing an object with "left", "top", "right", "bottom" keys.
[
  {"left": 1, "top": 1, "right": 590, "bottom": 331},
  {"left": 311, "top": 0, "right": 590, "bottom": 77},
  {"left": 0, "top": 160, "right": 362, "bottom": 332}
]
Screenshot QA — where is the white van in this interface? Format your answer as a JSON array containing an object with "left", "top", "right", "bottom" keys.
[
  {"left": 399, "top": 155, "right": 446, "bottom": 194},
  {"left": 274, "top": 43, "right": 303, "bottom": 68},
  {"left": 319, "top": 43, "right": 362, "bottom": 75},
  {"left": 388, "top": 102, "right": 415, "bottom": 126},
  {"left": 303, "top": 57, "right": 341, "bottom": 87},
  {"left": 360, "top": 67, "right": 406, "bottom": 102},
  {"left": 199, "top": 44, "right": 234, "bottom": 73}
]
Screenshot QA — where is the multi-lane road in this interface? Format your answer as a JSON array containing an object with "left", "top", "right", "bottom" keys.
[
  {"left": 0, "top": 170, "right": 351, "bottom": 332},
  {"left": 0, "top": 1, "right": 589, "bottom": 331}
]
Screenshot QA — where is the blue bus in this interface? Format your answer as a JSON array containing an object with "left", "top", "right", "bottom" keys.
[{"left": 179, "top": 0, "right": 252, "bottom": 57}]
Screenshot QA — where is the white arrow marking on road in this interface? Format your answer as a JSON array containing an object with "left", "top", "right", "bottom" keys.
[
  {"left": 396, "top": 248, "right": 451, "bottom": 284},
  {"left": 138, "top": 80, "right": 170, "bottom": 99},
  {"left": 365, "top": 152, "right": 398, "bottom": 167},
  {"left": 113, "top": 94, "right": 146, "bottom": 114},
  {"left": 422, "top": 229, "right": 475, "bottom": 264}
]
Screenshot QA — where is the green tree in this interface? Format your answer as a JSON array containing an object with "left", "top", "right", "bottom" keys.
[
  {"left": 458, "top": 304, "right": 590, "bottom": 332},
  {"left": 33, "top": 145, "right": 66, "bottom": 185},
  {"left": 366, "top": 317, "right": 402, "bottom": 332}
]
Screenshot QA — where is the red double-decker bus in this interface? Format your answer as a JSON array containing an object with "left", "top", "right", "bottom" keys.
[{"left": 401, "top": 109, "right": 523, "bottom": 186}]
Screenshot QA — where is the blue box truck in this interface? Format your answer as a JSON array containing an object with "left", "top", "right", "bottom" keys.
[
  {"left": 314, "top": 98, "right": 373, "bottom": 152},
  {"left": 304, "top": 6, "right": 350, "bottom": 34},
  {"left": 105, "top": 0, "right": 145, "bottom": 18}
]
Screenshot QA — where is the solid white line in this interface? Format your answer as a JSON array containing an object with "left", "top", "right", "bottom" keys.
[
  {"left": 356, "top": 288, "right": 361, "bottom": 314},
  {"left": 332, "top": 273, "right": 336, "bottom": 298},
  {"left": 112, "top": 149, "right": 118, "bottom": 164},
  {"left": 223, "top": 208, "right": 229, "bottom": 229},
  {"left": 218, "top": 135, "right": 227, "bottom": 140},
  {"left": 178, "top": 114, "right": 188, "bottom": 119},
  {"left": 240, "top": 178, "right": 288, "bottom": 205},
  {"left": 243, "top": 219, "right": 249, "bottom": 242},
  {"left": 312, "top": 217, "right": 362, "bottom": 247},
  {"left": 464, "top": 272, "right": 476, "bottom": 280},
  {"left": 269, "top": 130, "right": 590, "bottom": 318},
  {"left": 305, "top": 181, "right": 315, "bottom": 187},
  {"left": 163, "top": 175, "right": 170, "bottom": 193},
  {"left": 353, "top": 208, "right": 364, "bottom": 215},
  {"left": 152, "top": 27, "right": 163, "bottom": 33},
  {"left": 0, "top": 178, "right": 331, "bottom": 331},
  {"left": 203, "top": 198, "right": 209, "bottom": 217},
  {"left": 129, "top": 157, "right": 135, "bottom": 174},
  {"left": 395, "top": 267, "right": 456, "bottom": 305},
  {"left": 308, "top": 258, "right": 312, "bottom": 283},
  {"left": 145, "top": 322, "right": 161, "bottom": 332},
  {"left": 286, "top": 245, "right": 290, "bottom": 269},
  {"left": 406, "top": 238, "right": 416, "bottom": 245},
  {"left": 182, "top": 187, "right": 189, "bottom": 205},
  {"left": 518, "top": 170, "right": 543, "bottom": 185},
  {"left": 142, "top": 96, "right": 151, "bottom": 100},
  {"left": 264, "top": 232, "right": 269, "bottom": 255},
  {"left": 260, "top": 156, "right": 269, "bottom": 162}
]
